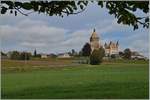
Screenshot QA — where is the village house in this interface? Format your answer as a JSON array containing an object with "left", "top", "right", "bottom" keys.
[
  {"left": 41, "top": 53, "right": 48, "bottom": 58},
  {"left": 57, "top": 53, "right": 71, "bottom": 58}
]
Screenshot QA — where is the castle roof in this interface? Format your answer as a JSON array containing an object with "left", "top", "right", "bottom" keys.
[
  {"left": 104, "top": 41, "right": 119, "bottom": 49},
  {"left": 90, "top": 29, "right": 99, "bottom": 41}
]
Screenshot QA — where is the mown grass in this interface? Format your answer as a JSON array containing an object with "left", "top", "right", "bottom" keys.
[{"left": 1, "top": 59, "right": 149, "bottom": 99}]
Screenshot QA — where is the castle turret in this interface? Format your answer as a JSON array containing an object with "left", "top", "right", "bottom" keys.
[
  {"left": 104, "top": 42, "right": 107, "bottom": 47},
  {"left": 90, "top": 29, "right": 100, "bottom": 52},
  {"left": 116, "top": 41, "right": 119, "bottom": 46}
]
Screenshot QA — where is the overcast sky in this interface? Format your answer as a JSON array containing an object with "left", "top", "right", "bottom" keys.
[{"left": 0, "top": 2, "right": 149, "bottom": 57}]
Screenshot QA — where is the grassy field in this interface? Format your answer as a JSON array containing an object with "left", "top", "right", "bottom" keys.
[{"left": 1, "top": 59, "right": 149, "bottom": 99}]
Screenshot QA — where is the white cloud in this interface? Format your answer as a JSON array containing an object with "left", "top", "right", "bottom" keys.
[
  {"left": 0, "top": 7, "right": 149, "bottom": 57},
  {"left": 21, "top": 42, "right": 47, "bottom": 47},
  {"left": 123, "top": 32, "right": 149, "bottom": 57},
  {"left": 0, "top": 18, "right": 69, "bottom": 53}
]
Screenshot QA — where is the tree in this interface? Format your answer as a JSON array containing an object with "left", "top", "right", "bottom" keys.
[
  {"left": 82, "top": 43, "right": 91, "bottom": 57},
  {"left": 71, "top": 49, "right": 75, "bottom": 56},
  {"left": 1, "top": 51, "right": 6, "bottom": 56},
  {"left": 111, "top": 54, "right": 116, "bottom": 59},
  {"left": 1, "top": 1, "right": 149, "bottom": 30},
  {"left": 119, "top": 51, "right": 124, "bottom": 57},
  {"left": 69, "top": 49, "right": 76, "bottom": 56},
  {"left": 20, "top": 52, "right": 31, "bottom": 60},
  {"left": 90, "top": 47, "right": 105, "bottom": 65},
  {"left": 10, "top": 51, "right": 20, "bottom": 60},
  {"left": 36, "top": 54, "right": 41, "bottom": 58},
  {"left": 49, "top": 53, "right": 57, "bottom": 58},
  {"left": 78, "top": 51, "right": 82, "bottom": 56},
  {"left": 34, "top": 49, "right": 37, "bottom": 57},
  {"left": 124, "top": 48, "right": 131, "bottom": 59}
]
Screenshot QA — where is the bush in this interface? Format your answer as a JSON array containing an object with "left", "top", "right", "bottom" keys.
[{"left": 90, "top": 47, "right": 105, "bottom": 65}]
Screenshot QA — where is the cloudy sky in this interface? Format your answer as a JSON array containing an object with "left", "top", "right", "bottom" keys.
[{"left": 0, "top": 2, "right": 149, "bottom": 57}]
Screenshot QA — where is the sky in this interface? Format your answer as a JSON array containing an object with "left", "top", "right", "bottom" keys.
[{"left": 0, "top": 2, "right": 149, "bottom": 57}]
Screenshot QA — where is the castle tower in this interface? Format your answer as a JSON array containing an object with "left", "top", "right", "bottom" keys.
[
  {"left": 104, "top": 41, "right": 119, "bottom": 56},
  {"left": 90, "top": 29, "right": 100, "bottom": 52}
]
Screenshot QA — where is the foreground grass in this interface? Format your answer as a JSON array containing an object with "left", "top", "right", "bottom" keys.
[{"left": 1, "top": 60, "right": 149, "bottom": 99}]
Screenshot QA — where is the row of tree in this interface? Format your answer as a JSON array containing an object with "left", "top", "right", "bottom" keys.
[
  {"left": 1, "top": 46, "right": 132, "bottom": 62},
  {"left": 9, "top": 51, "right": 31, "bottom": 60}
]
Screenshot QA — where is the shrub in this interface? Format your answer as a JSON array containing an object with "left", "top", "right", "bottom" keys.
[{"left": 90, "top": 47, "right": 105, "bottom": 65}]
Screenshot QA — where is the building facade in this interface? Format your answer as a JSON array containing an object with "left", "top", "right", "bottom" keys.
[
  {"left": 89, "top": 29, "right": 119, "bottom": 56},
  {"left": 90, "top": 29, "right": 101, "bottom": 52},
  {"left": 104, "top": 41, "right": 119, "bottom": 56}
]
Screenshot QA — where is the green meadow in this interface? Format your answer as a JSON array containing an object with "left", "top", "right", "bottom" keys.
[{"left": 1, "top": 59, "right": 149, "bottom": 99}]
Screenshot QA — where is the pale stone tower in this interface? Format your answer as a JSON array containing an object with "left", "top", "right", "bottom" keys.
[{"left": 90, "top": 29, "right": 100, "bottom": 52}]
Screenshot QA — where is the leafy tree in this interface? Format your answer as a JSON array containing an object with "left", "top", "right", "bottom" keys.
[
  {"left": 111, "top": 54, "right": 116, "bottom": 59},
  {"left": 49, "top": 53, "right": 57, "bottom": 58},
  {"left": 119, "top": 51, "right": 124, "bottom": 57},
  {"left": 78, "top": 51, "right": 82, "bottom": 56},
  {"left": 90, "top": 47, "right": 105, "bottom": 65},
  {"left": 68, "top": 49, "right": 76, "bottom": 56},
  {"left": 82, "top": 42, "right": 91, "bottom": 57},
  {"left": 71, "top": 49, "right": 76, "bottom": 56},
  {"left": 1, "top": 1, "right": 149, "bottom": 30},
  {"left": 20, "top": 52, "right": 31, "bottom": 60},
  {"left": 1, "top": 51, "right": 6, "bottom": 56},
  {"left": 10, "top": 51, "right": 31, "bottom": 60},
  {"left": 74, "top": 50, "right": 83, "bottom": 57},
  {"left": 36, "top": 54, "right": 41, "bottom": 58},
  {"left": 10, "top": 51, "right": 20, "bottom": 60},
  {"left": 124, "top": 48, "right": 131, "bottom": 59}
]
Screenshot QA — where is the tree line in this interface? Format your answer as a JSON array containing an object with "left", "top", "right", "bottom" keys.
[
  {"left": 0, "top": 47, "right": 134, "bottom": 64},
  {"left": 7, "top": 51, "right": 31, "bottom": 60}
]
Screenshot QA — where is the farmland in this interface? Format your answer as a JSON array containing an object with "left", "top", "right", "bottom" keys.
[{"left": 1, "top": 59, "right": 149, "bottom": 99}]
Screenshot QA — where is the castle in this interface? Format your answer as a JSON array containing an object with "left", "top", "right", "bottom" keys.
[{"left": 90, "top": 29, "right": 119, "bottom": 56}]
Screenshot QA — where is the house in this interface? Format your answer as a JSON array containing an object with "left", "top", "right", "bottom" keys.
[
  {"left": 41, "top": 54, "right": 48, "bottom": 58},
  {"left": 131, "top": 51, "right": 147, "bottom": 60},
  {"left": 57, "top": 53, "right": 71, "bottom": 58}
]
